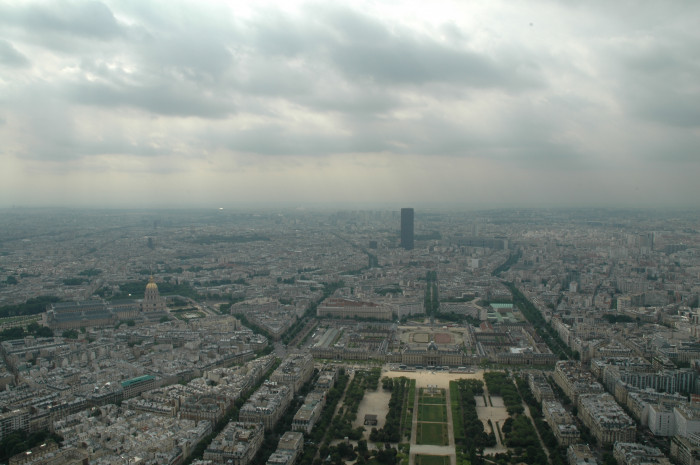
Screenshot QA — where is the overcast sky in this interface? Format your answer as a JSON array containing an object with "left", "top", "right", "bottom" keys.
[{"left": 1, "top": 0, "right": 698, "bottom": 209}]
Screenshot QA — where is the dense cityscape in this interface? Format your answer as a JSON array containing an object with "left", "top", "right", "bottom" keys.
[{"left": 1, "top": 207, "right": 699, "bottom": 465}]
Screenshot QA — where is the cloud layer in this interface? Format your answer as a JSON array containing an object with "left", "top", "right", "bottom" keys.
[{"left": 1, "top": 0, "right": 699, "bottom": 208}]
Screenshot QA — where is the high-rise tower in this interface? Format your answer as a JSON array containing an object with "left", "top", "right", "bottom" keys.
[{"left": 401, "top": 208, "right": 414, "bottom": 250}]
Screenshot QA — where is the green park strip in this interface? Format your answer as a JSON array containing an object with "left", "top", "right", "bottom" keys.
[
  {"left": 418, "top": 404, "right": 446, "bottom": 423},
  {"left": 415, "top": 455, "right": 450, "bottom": 465},
  {"left": 449, "top": 381, "right": 464, "bottom": 440},
  {"left": 416, "top": 422, "right": 449, "bottom": 446},
  {"left": 419, "top": 396, "right": 447, "bottom": 405},
  {"left": 402, "top": 380, "right": 416, "bottom": 440}
]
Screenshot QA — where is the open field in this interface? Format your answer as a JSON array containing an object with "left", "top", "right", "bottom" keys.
[
  {"left": 383, "top": 366, "right": 514, "bottom": 460},
  {"left": 383, "top": 367, "right": 483, "bottom": 389},
  {"left": 409, "top": 332, "right": 454, "bottom": 344},
  {"left": 418, "top": 404, "right": 446, "bottom": 423},
  {"left": 417, "top": 422, "right": 448, "bottom": 446},
  {"left": 353, "top": 388, "right": 391, "bottom": 434},
  {"left": 419, "top": 396, "right": 446, "bottom": 405},
  {"left": 416, "top": 386, "right": 449, "bottom": 446},
  {"left": 415, "top": 455, "right": 450, "bottom": 465}
]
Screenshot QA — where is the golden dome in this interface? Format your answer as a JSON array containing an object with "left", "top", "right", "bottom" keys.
[{"left": 146, "top": 276, "right": 158, "bottom": 290}]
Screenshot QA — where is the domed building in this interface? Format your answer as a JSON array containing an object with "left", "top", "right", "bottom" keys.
[
  {"left": 401, "top": 337, "right": 466, "bottom": 367},
  {"left": 141, "top": 276, "right": 166, "bottom": 313}
]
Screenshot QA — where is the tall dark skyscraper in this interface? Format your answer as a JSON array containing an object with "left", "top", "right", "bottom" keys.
[{"left": 400, "top": 208, "right": 414, "bottom": 250}]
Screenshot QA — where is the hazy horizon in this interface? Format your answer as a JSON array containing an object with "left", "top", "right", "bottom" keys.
[{"left": 1, "top": 1, "right": 699, "bottom": 209}]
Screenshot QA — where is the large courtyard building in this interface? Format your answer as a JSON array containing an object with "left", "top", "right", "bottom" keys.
[
  {"left": 45, "top": 277, "right": 167, "bottom": 329},
  {"left": 316, "top": 298, "right": 393, "bottom": 320},
  {"left": 400, "top": 340, "right": 466, "bottom": 367}
]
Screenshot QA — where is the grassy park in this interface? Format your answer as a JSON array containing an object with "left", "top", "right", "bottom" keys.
[
  {"left": 416, "top": 387, "right": 449, "bottom": 446},
  {"left": 415, "top": 455, "right": 450, "bottom": 465},
  {"left": 416, "top": 423, "right": 449, "bottom": 446},
  {"left": 418, "top": 404, "right": 446, "bottom": 423}
]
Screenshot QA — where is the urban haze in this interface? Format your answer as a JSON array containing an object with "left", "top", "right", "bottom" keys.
[
  {"left": 1, "top": 1, "right": 700, "bottom": 465},
  {"left": 1, "top": 207, "right": 700, "bottom": 465}
]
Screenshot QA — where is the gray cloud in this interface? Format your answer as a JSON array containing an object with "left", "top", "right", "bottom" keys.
[
  {"left": 0, "top": 39, "right": 30, "bottom": 67},
  {"left": 0, "top": 1, "right": 122, "bottom": 40},
  {"left": 245, "top": 5, "right": 542, "bottom": 90},
  {"left": 2, "top": 0, "right": 700, "bottom": 208},
  {"left": 65, "top": 79, "right": 235, "bottom": 118}
]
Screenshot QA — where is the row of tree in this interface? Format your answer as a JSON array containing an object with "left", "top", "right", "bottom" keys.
[
  {"left": 492, "top": 250, "right": 523, "bottom": 277},
  {"left": 0, "top": 296, "right": 60, "bottom": 319},
  {"left": 424, "top": 271, "right": 439, "bottom": 315},
  {"left": 515, "top": 376, "right": 567, "bottom": 465},
  {"left": 484, "top": 371, "right": 550, "bottom": 465},
  {"left": 453, "top": 379, "right": 496, "bottom": 454},
  {"left": 483, "top": 371, "right": 524, "bottom": 416},
  {"left": 282, "top": 280, "right": 345, "bottom": 346},
  {"left": 371, "top": 376, "right": 411, "bottom": 443},
  {"left": 0, "top": 430, "right": 64, "bottom": 463},
  {"left": 505, "top": 282, "right": 574, "bottom": 359},
  {"left": 330, "top": 368, "right": 381, "bottom": 440},
  {"left": 296, "top": 370, "right": 350, "bottom": 465},
  {"left": 0, "top": 321, "right": 53, "bottom": 342},
  {"left": 501, "top": 415, "right": 547, "bottom": 464}
]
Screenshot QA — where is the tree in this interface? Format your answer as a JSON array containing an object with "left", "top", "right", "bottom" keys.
[
  {"left": 35, "top": 326, "right": 53, "bottom": 338},
  {"left": 356, "top": 439, "right": 369, "bottom": 459},
  {"left": 62, "top": 329, "right": 79, "bottom": 339}
]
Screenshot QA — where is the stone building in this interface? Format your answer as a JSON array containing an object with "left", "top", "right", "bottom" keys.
[
  {"left": 270, "top": 353, "right": 315, "bottom": 395},
  {"left": 316, "top": 298, "right": 392, "bottom": 320},
  {"left": 266, "top": 431, "right": 303, "bottom": 465},
  {"left": 401, "top": 340, "right": 465, "bottom": 367},
  {"left": 204, "top": 422, "right": 264, "bottom": 465},
  {"left": 239, "top": 382, "right": 292, "bottom": 431},
  {"left": 578, "top": 393, "right": 636, "bottom": 446},
  {"left": 613, "top": 442, "right": 670, "bottom": 465},
  {"left": 542, "top": 400, "right": 580, "bottom": 446}
]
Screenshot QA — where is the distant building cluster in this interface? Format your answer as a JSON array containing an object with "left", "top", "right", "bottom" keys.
[
  {"left": 316, "top": 298, "right": 393, "bottom": 321},
  {"left": 3, "top": 208, "right": 700, "bottom": 464},
  {"left": 46, "top": 277, "right": 167, "bottom": 330}
]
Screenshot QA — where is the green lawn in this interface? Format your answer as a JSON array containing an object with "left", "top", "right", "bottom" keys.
[
  {"left": 420, "top": 397, "right": 446, "bottom": 405},
  {"left": 415, "top": 455, "right": 450, "bottom": 465},
  {"left": 449, "top": 381, "right": 464, "bottom": 440},
  {"left": 417, "top": 422, "right": 448, "bottom": 446},
  {"left": 418, "top": 404, "right": 446, "bottom": 422}
]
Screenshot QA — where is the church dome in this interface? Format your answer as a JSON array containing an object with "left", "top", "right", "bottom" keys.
[{"left": 146, "top": 276, "right": 158, "bottom": 290}]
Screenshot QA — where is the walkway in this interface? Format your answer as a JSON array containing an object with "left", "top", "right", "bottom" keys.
[
  {"left": 314, "top": 370, "right": 355, "bottom": 461},
  {"left": 521, "top": 400, "right": 551, "bottom": 465}
]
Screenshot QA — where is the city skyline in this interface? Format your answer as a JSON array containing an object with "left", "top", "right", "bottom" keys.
[
  {"left": 1, "top": 0, "right": 699, "bottom": 208},
  {"left": 1, "top": 206, "right": 700, "bottom": 463}
]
